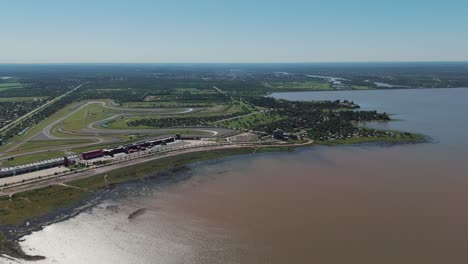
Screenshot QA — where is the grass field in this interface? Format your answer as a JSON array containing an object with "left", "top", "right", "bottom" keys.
[
  {"left": 215, "top": 111, "right": 284, "bottom": 130},
  {"left": 263, "top": 81, "right": 332, "bottom": 91},
  {"left": 197, "top": 102, "right": 255, "bottom": 117},
  {"left": 165, "top": 129, "right": 212, "bottom": 136},
  {"left": 190, "top": 103, "right": 253, "bottom": 117},
  {"left": 12, "top": 139, "right": 94, "bottom": 152},
  {"left": 0, "top": 185, "right": 88, "bottom": 226},
  {"left": 71, "top": 144, "right": 115, "bottom": 154},
  {"left": 0, "top": 99, "right": 226, "bottom": 163},
  {"left": 3, "top": 139, "right": 97, "bottom": 160},
  {"left": 123, "top": 102, "right": 193, "bottom": 108},
  {"left": 105, "top": 116, "right": 150, "bottom": 129},
  {"left": 69, "top": 135, "right": 152, "bottom": 153},
  {"left": 351, "top": 85, "right": 372, "bottom": 90},
  {"left": 60, "top": 103, "right": 112, "bottom": 132},
  {"left": 0, "top": 97, "right": 48, "bottom": 102},
  {"left": 0, "top": 143, "right": 93, "bottom": 166},
  {"left": 0, "top": 82, "right": 23, "bottom": 91},
  {"left": 315, "top": 132, "right": 426, "bottom": 146},
  {"left": 106, "top": 103, "right": 251, "bottom": 130},
  {"left": 0, "top": 101, "right": 85, "bottom": 153},
  {"left": 71, "top": 148, "right": 257, "bottom": 191},
  {"left": 1, "top": 150, "right": 66, "bottom": 167},
  {"left": 63, "top": 101, "right": 216, "bottom": 130}
]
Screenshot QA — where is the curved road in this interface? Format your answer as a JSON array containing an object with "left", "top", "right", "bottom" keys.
[
  {"left": 35, "top": 101, "right": 197, "bottom": 140},
  {"left": 0, "top": 101, "right": 121, "bottom": 162},
  {"left": 83, "top": 113, "right": 231, "bottom": 137},
  {"left": 0, "top": 100, "right": 236, "bottom": 162},
  {"left": 103, "top": 105, "right": 195, "bottom": 113},
  {"left": 0, "top": 83, "right": 88, "bottom": 134}
]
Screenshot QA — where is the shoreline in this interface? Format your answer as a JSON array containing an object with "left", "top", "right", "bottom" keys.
[
  {"left": 0, "top": 144, "right": 306, "bottom": 260},
  {"left": 267, "top": 86, "right": 468, "bottom": 95},
  {"left": 0, "top": 135, "right": 424, "bottom": 261}
]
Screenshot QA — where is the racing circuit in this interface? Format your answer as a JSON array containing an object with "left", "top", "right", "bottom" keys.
[{"left": 0, "top": 100, "right": 237, "bottom": 162}]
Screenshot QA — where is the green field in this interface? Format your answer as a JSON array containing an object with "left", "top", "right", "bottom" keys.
[
  {"left": 69, "top": 135, "right": 151, "bottom": 154},
  {"left": 60, "top": 103, "right": 113, "bottom": 132},
  {"left": 1, "top": 150, "right": 66, "bottom": 167},
  {"left": 351, "top": 85, "right": 371, "bottom": 90},
  {"left": 165, "top": 129, "right": 212, "bottom": 136},
  {"left": 0, "top": 185, "right": 88, "bottom": 226},
  {"left": 60, "top": 101, "right": 212, "bottom": 131},
  {"left": 197, "top": 102, "right": 255, "bottom": 117},
  {"left": 3, "top": 139, "right": 97, "bottom": 161},
  {"left": 0, "top": 82, "right": 23, "bottom": 91},
  {"left": 0, "top": 97, "right": 48, "bottom": 102},
  {"left": 0, "top": 99, "right": 227, "bottom": 163},
  {"left": 106, "top": 103, "right": 251, "bottom": 130},
  {"left": 215, "top": 111, "right": 284, "bottom": 130},
  {"left": 11, "top": 139, "right": 95, "bottom": 152},
  {"left": 315, "top": 132, "right": 426, "bottom": 146},
  {"left": 1, "top": 127, "right": 98, "bottom": 162},
  {"left": 104, "top": 116, "right": 148, "bottom": 129},
  {"left": 0, "top": 101, "right": 85, "bottom": 153},
  {"left": 70, "top": 148, "right": 255, "bottom": 190},
  {"left": 263, "top": 81, "right": 332, "bottom": 91}
]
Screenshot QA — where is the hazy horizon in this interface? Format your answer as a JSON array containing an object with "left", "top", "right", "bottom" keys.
[{"left": 1, "top": 61, "right": 468, "bottom": 65}]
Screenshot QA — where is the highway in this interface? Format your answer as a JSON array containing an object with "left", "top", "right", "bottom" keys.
[
  {"left": 0, "top": 83, "right": 88, "bottom": 133},
  {"left": 0, "top": 101, "right": 117, "bottom": 160}
]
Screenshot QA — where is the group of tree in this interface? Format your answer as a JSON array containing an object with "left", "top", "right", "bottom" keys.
[
  {"left": 0, "top": 100, "right": 45, "bottom": 127},
  {"left": 128, "top": 110, "right": 251, "bottom": 128},
  {"left": 244, "top": 97, "right": 391, "bottom": 140}
]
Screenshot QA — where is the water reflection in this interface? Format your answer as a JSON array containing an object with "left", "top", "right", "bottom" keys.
[{"left": 15, "top": 88, "right": 468, "bottom": 264}]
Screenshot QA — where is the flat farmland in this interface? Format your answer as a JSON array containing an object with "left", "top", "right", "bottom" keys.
[{"left": 0, "top": 82, "right": 23, "bottom": 91}]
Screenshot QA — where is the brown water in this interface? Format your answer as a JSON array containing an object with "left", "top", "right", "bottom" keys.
[{"left": 12, "top": 88, "right": 468, "bottom": 264}]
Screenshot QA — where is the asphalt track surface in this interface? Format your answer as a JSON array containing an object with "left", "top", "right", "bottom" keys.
[
  {"left": 0, "top": 83, "right": 88, "bottom": 134},
  {"left": 0, "top": 101, "right": 236, "bottom": 161},
  {"left": 0, "top": 143, "right": 249, "bottom": 196}
]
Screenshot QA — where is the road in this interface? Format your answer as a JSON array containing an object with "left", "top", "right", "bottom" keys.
[
  {"left": 213, "top": 86, "right": 235, "bottom": 101},
  {"left": 41, "top": 101, "right": 108, "bottom": 140},
  {"left": 0, "top": 100, "right": 236, "bottom": 162},
  {"left": 0, "top": 83, "right": 88, "bottom": 133},
  {"left": 103, "top": 105, "right": 196, "bottom": 113},
  {"left": 0, "top": 143, "right": 246, "bottom": 196},
  {"left": 2, "top": 99, "right": 196, "bottom": 153},
  {"left": 0, "top": 101, "right": 119, "bottom": 161},
  {"left": 83, "top": 113, "right": 231, "bottom": 137},
  {"left": 0, "top": 83, "right": 89, "bottom": 158},
  {"left": 212, "top": 86, "right": 226, "bottom": 95},
  {"left": 0, "top": 139, "right": 313, "bottom": 197}
]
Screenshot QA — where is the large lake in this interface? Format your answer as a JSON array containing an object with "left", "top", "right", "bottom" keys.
[{"left": 11, "top": 88, "right": 468, "bottom": 264}]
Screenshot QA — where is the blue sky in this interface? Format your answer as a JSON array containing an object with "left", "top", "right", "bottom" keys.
[{"left": 1, "top": 0, "right": 467, "bottom": 63}]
